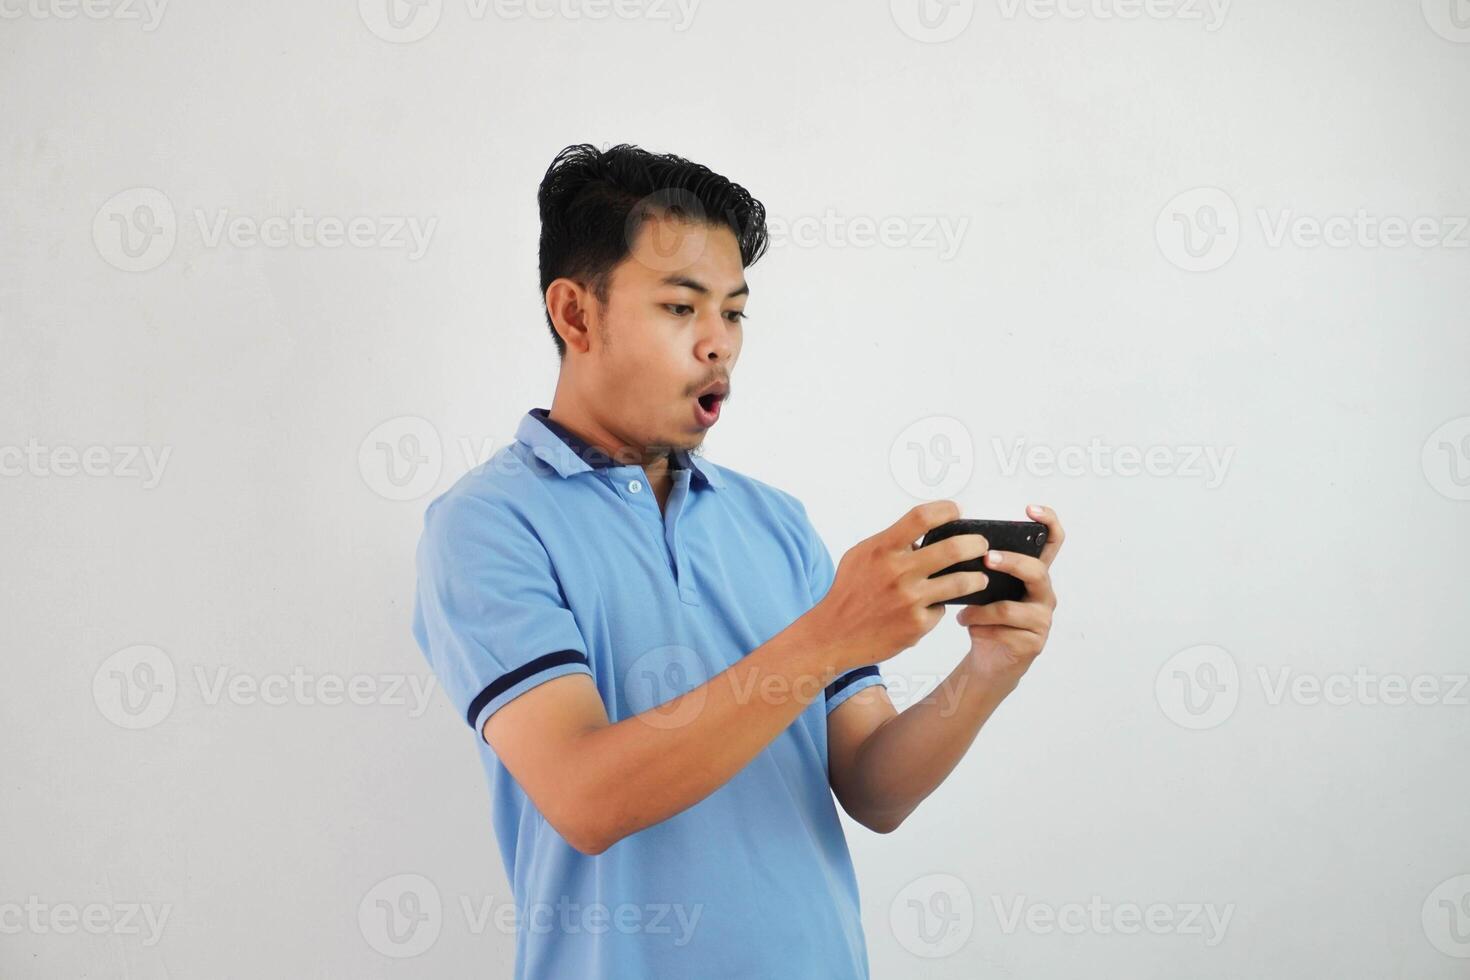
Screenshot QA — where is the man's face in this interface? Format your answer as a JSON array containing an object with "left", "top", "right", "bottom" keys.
[{"left": 582, "top": 212, "right": 746, "bottom": 454}]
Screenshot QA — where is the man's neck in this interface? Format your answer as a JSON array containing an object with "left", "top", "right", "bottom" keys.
[{"left": 545, "top": 403, "right": 675, "bottom": 483}]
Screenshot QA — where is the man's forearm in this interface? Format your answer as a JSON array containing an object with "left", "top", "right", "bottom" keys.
[
  {"left": 846, "top": 656, "right": 1022, "bottom": 832},
  {"left": 570, "top": 610, "right": 847, "bottom": 853}
]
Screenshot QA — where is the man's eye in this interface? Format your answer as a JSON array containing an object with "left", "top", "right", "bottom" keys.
[
  {"left": 664, "top": 304, "right": 694, "bottom": 316},
  {"left": 725, "top": 310, "right": 747, "bottom": 323}
]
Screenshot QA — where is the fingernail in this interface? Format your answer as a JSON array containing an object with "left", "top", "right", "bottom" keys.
[
  {"left": 987, "top": 552, "right": 1002, "bottom": 566},
  {"left": 1028, "top": 503, "right": 1042, "bottom": 514}
]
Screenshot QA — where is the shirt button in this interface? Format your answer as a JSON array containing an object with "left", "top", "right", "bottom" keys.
[{"left": 628, "top": 479, "right": 642, "bottom": 493}]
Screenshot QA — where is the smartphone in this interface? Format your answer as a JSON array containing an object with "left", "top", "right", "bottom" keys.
[{"left": 920, "top": 519, "right": 1048, "bottom": 605}]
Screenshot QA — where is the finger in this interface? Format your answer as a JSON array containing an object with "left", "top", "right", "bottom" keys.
[
  {"left": 921, "top": 568, "right": 990, "bottom": 606},
  {"left": 956, "top": 600, "right": 1050, "bottom": 633},
  {"left": 911, "top": 532, "right": 989, "bottom": 577},
  {"left": 1025, "top": 503, "right": 1065, "bottom": 566},
  {"left": 881, "top": 499, "right": 961, "bottom": 553},
  {"left": 982, "top": 551, "right": 1054, "bottom": 606},
  {"left": 963, "top": 623, "right": 1045, "bottom": 659}
]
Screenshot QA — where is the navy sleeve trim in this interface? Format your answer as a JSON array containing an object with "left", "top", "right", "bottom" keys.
[
  {"left": 825, "top": 664, "right": 880, "bottom": 701},
  {"left": 465, "top": 649, "right": 590, "bottom": 727}
]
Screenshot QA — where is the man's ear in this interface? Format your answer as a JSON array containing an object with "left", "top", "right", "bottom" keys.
[{"left": 545, "top": 278, "right": 596, "bottom": 354}]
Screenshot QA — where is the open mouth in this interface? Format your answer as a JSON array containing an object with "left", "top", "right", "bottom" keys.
[{"left": 694, "top": 391, "right": 724, "bottom": 426}]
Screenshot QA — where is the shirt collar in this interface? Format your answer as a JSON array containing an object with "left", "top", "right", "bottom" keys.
[{"left": 516, "top": 407, "right": 723, "bottom": 490}]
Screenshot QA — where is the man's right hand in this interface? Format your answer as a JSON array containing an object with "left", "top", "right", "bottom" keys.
[{"left": 810, "top": 500, "right": 991, "bottom": 674}]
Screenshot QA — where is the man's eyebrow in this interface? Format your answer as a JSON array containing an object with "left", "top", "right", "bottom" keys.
[{"left": 660, "top": 275, "right": 750, "bottom": 299}]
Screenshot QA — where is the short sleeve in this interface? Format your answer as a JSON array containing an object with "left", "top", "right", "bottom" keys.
[
  {"left": 412, "top": 491, "right": 593, "bottom": 736},
  {"left": 792, "top": 498, "right": 887, "bottom": 714}
]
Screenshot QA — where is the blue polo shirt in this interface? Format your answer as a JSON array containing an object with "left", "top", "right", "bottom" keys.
[{"left": 412, "top": 406, "right": 887, "bottom": 979}]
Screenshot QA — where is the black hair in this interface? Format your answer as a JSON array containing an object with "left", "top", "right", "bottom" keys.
[{"left": 537, "top": 143, "right": 769, "bottom": 360}]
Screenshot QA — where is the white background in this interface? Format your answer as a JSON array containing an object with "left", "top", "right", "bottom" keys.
[{"left": 3, "top": 0, "right": 1468, "bottom": 976}]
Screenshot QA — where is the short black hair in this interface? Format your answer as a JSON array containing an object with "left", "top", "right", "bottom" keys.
[{"left": 537, "top": 143, "right": 769, "bottom": 360}]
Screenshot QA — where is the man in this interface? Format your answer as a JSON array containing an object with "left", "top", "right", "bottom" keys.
[{"left": 412, "top": 142, "right": 1064, "bottom": 979}]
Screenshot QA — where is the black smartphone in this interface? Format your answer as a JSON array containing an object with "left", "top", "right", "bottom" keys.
[{"left": 920, "top": 519, "right": 1048, "bottom": 605}]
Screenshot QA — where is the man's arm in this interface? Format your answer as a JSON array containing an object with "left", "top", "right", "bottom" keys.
[
  {"left": 485, "top": 609, "right": 844, "bottom": 856},
  {"left": 826, "top": 503, "right": 1065, "bottom": 834},
  {"left": 826, "top": 656, "right": 1022, "bottom": 834},
  {"left": 481, "top": 500, "right": 990, "bottom": 856}
]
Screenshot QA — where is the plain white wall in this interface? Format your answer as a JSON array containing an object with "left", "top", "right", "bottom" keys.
[{"left": 3, "top": 0, "right": 1468, "bottom": 976}]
